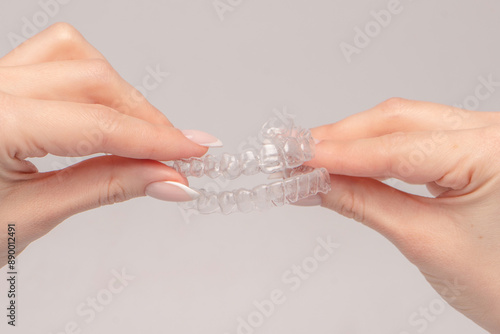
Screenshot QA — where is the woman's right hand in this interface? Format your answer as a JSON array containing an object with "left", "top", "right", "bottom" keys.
[{"left": 308, "top": 98, "right": 500, "bottom": 332}]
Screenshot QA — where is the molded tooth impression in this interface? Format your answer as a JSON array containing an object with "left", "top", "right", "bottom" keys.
[{"left": 174, "top": 115, "right": 331, "bottom": 214}]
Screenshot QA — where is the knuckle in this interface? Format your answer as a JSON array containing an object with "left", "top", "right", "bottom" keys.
[
  {"left": 377, "top": 97, "right": 410, "bottom": 117},
  {"left": 48, "top": 22, "right": 81, "bottom": 42},
  {"left": 88, "top": 104, "right": 121, "bottom": 145},
  {"left": 99, "top": 176, "right": 130, "bottom": 206},
  {"left": 85, "top": 59, "right": 115, "bottom": 85},
  {"left": 331, "top": 190, "right": 366, "bottom": 223},
  {"left": 380, "top": 132, "right": 408, "bottom": 176}
]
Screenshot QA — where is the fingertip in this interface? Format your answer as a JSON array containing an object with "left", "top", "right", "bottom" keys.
[
  {"left": 304, "top": 140, "right": 337, "bottom": 172},
  {"left": 146, "top": 126, "right": 210, "bottom": 161},
  {"left": 309, "top": 125, "right": 330, "bottom": 140}
]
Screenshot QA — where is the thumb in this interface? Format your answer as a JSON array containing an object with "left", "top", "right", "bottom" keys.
[
  {"left": 321, "top": 175, "right": 434, "bottom": 243},
  {"left": 11, "top": 155, "right": 192, "bottom": 238}
]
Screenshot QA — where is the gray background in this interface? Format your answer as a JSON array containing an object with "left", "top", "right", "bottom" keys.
[{"left": 0, "top": 0, "right": 498, "bottom": 333}]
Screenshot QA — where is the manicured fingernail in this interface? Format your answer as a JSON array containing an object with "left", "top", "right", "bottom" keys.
[
  {"left": 145, "top": 181, "right": 200, "bottom": 202},
  {"left": 313, "top": 137, "right": 322, "bottom": 145},
  {"left": 181, "top": 129, "right": 223, "bottom": 147},
  {"left": 291, "top": 195, "right": 322, "bottom": 207}
]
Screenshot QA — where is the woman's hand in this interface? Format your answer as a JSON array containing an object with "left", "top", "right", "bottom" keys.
[
  {"left": 0, "top": 23, "right": 217, "bottom": 267},
  {"left": 308, "top": 98, "right": 500, "bottom": 332}
]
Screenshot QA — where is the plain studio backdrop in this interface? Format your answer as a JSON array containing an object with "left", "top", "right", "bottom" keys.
[{"left": 1, "top": 0, "right": 499, "bottom": 333}]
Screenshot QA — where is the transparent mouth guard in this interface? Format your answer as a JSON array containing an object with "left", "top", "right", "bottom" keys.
[{"left": 169, "top": 115, "right": 331, "bottom": 214}]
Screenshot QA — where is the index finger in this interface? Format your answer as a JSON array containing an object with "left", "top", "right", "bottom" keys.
[
  {"left": 5, "top": 95, "right": 208, "bottom": 163},
  {"left": 313, "top": 98, "right": 487, "bottom": 142},
  {"left": 307, "top": 129, "right": 479, "bottom": 187}
]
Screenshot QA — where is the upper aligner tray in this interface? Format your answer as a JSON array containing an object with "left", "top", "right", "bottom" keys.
[{"left": 171, "top": 115, "right": 331, "bottom": 214}]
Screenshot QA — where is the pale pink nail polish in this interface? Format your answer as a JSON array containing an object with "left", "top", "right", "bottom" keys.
[
  {"left": 181, "top": 130, "right": 223, "bottom": 147},
  {"left": 145, "top": 181, "right": 200, "bottom": 202}
]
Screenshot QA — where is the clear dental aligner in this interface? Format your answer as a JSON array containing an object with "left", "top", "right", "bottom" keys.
[
  {"left": 171, "top": 117, "right": 316, "bottom": 179},
  {"left": 172, "top": 115, "right": 331, "bottom": 214},
  {"left": 178, "top": 166, "right": 331, "bottom": 214}
]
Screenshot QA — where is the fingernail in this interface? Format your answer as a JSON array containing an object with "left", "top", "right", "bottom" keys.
[
  {"left": 291, "top": 194, "right": 322, "bottom": 207},
  {"left": 181, "top": 129, "right": 223, "bottom": 147},
  {"left": 145, "top": 181, "right": 200, "bottom": 202},
  {"left": 313, "top": 137, "right": 322, "bottom": 145}
]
